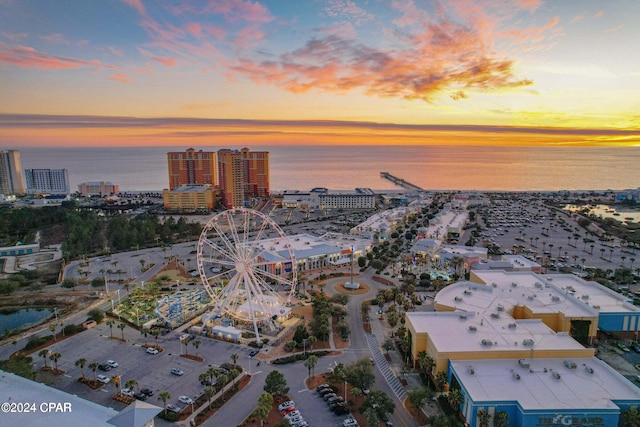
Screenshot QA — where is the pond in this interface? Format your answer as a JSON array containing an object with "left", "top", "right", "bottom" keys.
[{"left": 0, "top": 308, "right": 54, "bottom": 332}]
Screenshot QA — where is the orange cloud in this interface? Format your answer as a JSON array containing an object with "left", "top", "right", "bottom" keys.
[
  {"left": 108, "top": 73, "right": 130, "bottom": 82},
  {"left": 0, "top": 42, "right": 105, "bottom": 70},
  {"left": 152, "top": 56, "right": 177, "bottom": 67}
]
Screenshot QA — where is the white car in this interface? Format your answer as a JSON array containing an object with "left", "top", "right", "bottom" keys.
[
  {"left": 146, "top": 347, "right": 159, "bottom": 355},
  {"left": 343, "top": 418, "right": 359, "bottom": 427},
  {"left": 166, "top": 404, "right": 182, "bottom": 413},
  {"left": 178, "top": 395, "right": 194, "bottom": 405},
  {"left": 284, "top": 410, "right": 301, "bottom": 420},
  {"left": 96, "top": 374, "right": 110, "bottom": 384},
  {"left": 120, "top": 388, "right": 133, "bottom": 397},
  {"left": 106, "top": 360, "right": 119, "bottom": 368},
  {"left": 278, "top": 400, "right": 295, "bottom": 412}
]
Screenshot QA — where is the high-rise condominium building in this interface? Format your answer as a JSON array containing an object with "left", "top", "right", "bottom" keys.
[
  {"left": 217, "top": 148, "right": 270, "bottom": 208},
  {"left": 167, "top": 148, "right": 217, "bottom": 190},
  {"left": 25, "top": 169, "right": 70, "bottom": 195},
  {"left": 0, "top": 149, "right": 25, "bottom": 195}
]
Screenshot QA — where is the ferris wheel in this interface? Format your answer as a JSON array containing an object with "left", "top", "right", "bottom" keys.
[{"left": 196, "top": 208, "right": 297, "bottom": 341}]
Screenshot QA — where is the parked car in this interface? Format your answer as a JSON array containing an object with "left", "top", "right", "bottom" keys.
[
  {"left": 323, "top": 393, "right": 337, "bottom": 401},
  {"left": 178, "top": 395, "right": 194, "bottom": 405},
  {"left": 98, "top": 363, "right": 111, "bottom": 371},
  {"left": 315, "top": 384, "right": 330, "bottom": 392},
  {"left": 146, "top": 347, "right": 159, "bottom": 355},
  {"left": 106, "top": 360, "right": 119, "bottom": 368},
  {"left": 333, "top": 404, "right": 349, "bottom": 415},
  {"left": 133, "top": 392, "right": 147, "bottom": 401},
  {"left": 179, "top": 333, "right": 192, "bottom": 342},
  {"left": 249, "top": 348, "right": 259, "bottom": 357},
  {"left": 278, "top": 400, "right": 295, "bottom": 412},
  {"left": 96, "top": 374, "right": 110, "bottom": 384},
  {"left": 327, "top": 396, "right": 343, "bottom": 405},
  {"left": 166, "top": 404, "right": 181, "bottom": 413},
  {"left": 140, "top": 388, "right": 154, "bottom": 396},
  {"left": 318, "top": 388, "right": 335, "bottom": 397},
  {"left": 284, "top": 410, "right": 301, "bottom": 420},
  {"left": 343, "top": 418, "right": 359, "bottom": 427},
  {"left": 120, "top": 388, "right": 133, "bottom": 397},
  {"left": 171, "top": 368, "right": 184, "bottom": 376}
]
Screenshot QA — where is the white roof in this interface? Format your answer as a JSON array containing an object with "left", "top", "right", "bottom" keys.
[
  {"left": 0, "top": 370, "right": 119, "bottom": 427},
  {"left": 546, "top": 273, "right": 640, "bottom": 314},
  {"left": 452, "top": 357, "right": 640, "bottom": 410},
  {"left": 407, "top": 310, "right": 589, "bottom": 354}
]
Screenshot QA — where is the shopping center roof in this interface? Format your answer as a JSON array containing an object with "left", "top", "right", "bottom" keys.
[{"left": 451, "top": 357, "right": 640, "bottom": 410}]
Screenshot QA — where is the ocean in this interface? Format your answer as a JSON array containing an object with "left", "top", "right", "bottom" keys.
[{"left": 17, "top": 145, "right": 640, "bottom": 193}]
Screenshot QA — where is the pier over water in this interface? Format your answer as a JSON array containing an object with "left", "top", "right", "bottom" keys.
[{"left": 380, "top": 172, "right": 423, "bottom": 191}]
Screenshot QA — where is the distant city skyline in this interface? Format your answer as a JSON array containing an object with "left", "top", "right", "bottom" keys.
[{"left": 1, "top": 1, "right": 639, "bottom": 147}]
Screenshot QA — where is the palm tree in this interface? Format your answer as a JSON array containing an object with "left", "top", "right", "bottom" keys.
[
  {"left": 75, "top": 358, "right": 87, "bottom": 379},
  {"left": 158, "top": 391, "right": 171, "bottom": 415},
  {"left": 118, "top": 323, "right": 126, "bottom": 340},
  {"left": 307, "top": 335, "right": 317, "bottom": 350},
  {"left": 124, "top": 378, "right": 138, "bottom": 395},
  {"left": 193, "top": 340, "right": 201, "bottom": 357},
  {"left": 106, "top": 319, "right": 115, "bottom": 338},
  {"left": 229, "top": 368, "right": 240, "bottom": 390},
  {"left": 49, "top": 351, "right": 61, "bottom": 371},
  {"left": 39, "top": 349, "right": 49, "bottom": 368},
  {"left": 230, "top": 353, "right": 239, "bottom": 369},
  {"left": 600, "top": 248, "right": 606, "bottom": 259},
  {"left": 139, "top": 258, "right": 146, "bottom": 271},
  {"left": 89, "top": 362, "right": 99, "bottom": 381},
  {"left": 447, "top": 388, "right": 463, "bottom": 414},
  {"left": 435, "top": 371, "right": 448, "bottom": 392},
  {"left": 304, "top": 354, "right": 318, "bottom": 379},
  {"left": 256, "top": 393, "right": 273, "bottom": 427},
  {"left": 204, "top": 385, "right": 216, "bottom": 410}
]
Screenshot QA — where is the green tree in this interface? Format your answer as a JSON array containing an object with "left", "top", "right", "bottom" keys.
[
  {"left": 361, "top": 389, "right": 395, "bottom": 422},
  {"left": 124, "top": 378, "right": 138, "bottom": 394},
  {"left": 117, "top": 323, "right": 126, "bottom": 340},
  {"left": 193, "top": 340, "right": 201, "bottom": 357},
  {"left": 49, "top": 351, "right": 61, "bottom": 371},
  {"left": 158, "top": 390, "right": 171, "bottom": 415},
  {"left": 105, "top": 319, "right": 115, "bottom": 338},
  {"left": 230, "top": 352, "right": 239, "bottom": 369},
  {"left": 91, "top": 276, "right": 106, "bottom": 288},
  {"left": 204, "top": 385, "right": 216, "bottom": 409},
  {"left": 87, "top": 308, "right": 104, "bottom": 323},
  {"left": 61, "top": 278, "right": 78, "bottom": 290},
  {"left": 38, "top": 349, "right": 49, "bottom": 369},
  {"left": 344, "top": 358, "right": 375, "bottom": 391},
  {"left": 304, "top": 354, "right": 318, "bottom": 379},
  {"left": 75, "top": 357, "right": 87, "bottom": 379},
  {"left": 447, "top": 388, "right": 463, "bottom": 413},
  {"left": 407, "top": 387, "right": 434, "bottom": 409},
  {"left": 256, "top": 393, "right": 274, "bottom": 427},
  {"left": 89, "top": 361, "right": 99, "bottom": 381},
  {"left": 264, "top": 370, "right": 289, "bottom": 396}
]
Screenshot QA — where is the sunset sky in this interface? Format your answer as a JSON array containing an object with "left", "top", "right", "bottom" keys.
[{"left": 1, "top": 0, "right": 639, "bottom": 147}]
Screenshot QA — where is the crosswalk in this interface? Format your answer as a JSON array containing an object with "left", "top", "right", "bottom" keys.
[{"left": 365, "top": 333, "right": 406, "bottom": 401}]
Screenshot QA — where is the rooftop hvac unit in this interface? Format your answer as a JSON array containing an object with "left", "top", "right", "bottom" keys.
[
  {"left": 512, "top": 371, "right": 521, "bottom": 380},
  {"left": 551, "top": 296, "right": 561, "bottom": 302},
  {"left": 593, "top": 305, "right": 600, "bottom": 309},
  {"left": 535, "top": 282, "right": 543, "bottom": 289},
  {"left": 581, "top": 295, "right": 589, "bottom": 300},
  {"left": 492, "top": 282, "right": 497, "bottom": 287},
  {"left": 523, "top": 339, "right": 535, "bottom": 346},
  {"left": 585, "top": 366, "right": 594, "bottom": 374},
  {"left": 455, "top": 296, "right": 463, "bottom": 302},
  {"left": 468, "top": 367, "right": 475, "bottom": 375},
  {"left": 552, "top": 372, "right": 561, "bottom": 380},
  {"left": 527, "top": 295, "right": 534, "bottom": 301},
  {"left": 497, "top": 304, "right": 504, "bottom": 312},
  {"left": 481, "top": 339, "right": 494, "bottom": 346},
  {"left": 564, "top": 360, "right": 577, "bottom": 369},
  {"left": 468, "top": 326, "right": 477, "bottom": 332},
  {"left": 512, "top": 282, "right": 518, "bottom": 287},
  {"left": 508, "top": 323, "right": 517, "bottom": 329},
  {"left": 491, "top": 312, "right": 500, "bottom": 319},
  {"left": 518, "top": 359, "right": 530, "bottom": 368},
  {"left": 459, "top": 314, "right": 467, "bottom": 320},
  {"left": 464, "top": 290, "right": 473, "bottom": 295}
]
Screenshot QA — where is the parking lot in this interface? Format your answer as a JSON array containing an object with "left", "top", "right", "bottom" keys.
[{"left": 37, "top": 321, "right": 259, "bottom": 414}]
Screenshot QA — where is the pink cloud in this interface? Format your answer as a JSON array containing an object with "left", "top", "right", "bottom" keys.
[
  {"left": 204, "top": 0, "right": 274, "bottom": 24},
  {"left": 108, "top": 73, "right": 130, "bottom": 82},
  {"left": 40, "top": 33, "right": 70, "bottom": 45},
  {"left": 152, "top": 56, "right": 177, "bottom": 66},
  {"left": 122, "top": 0, "right": 146, "bottom": 16},
  {"left": 1, "top": 31, "right": 29, "bottom": 42},
  {"left": 593, "top": 11, "right": 604, "bottom": 18},
  {"left": 323, "top": 0, "right": 374, "bottom": 26},
  {"left": 0, "top": 42, "right": 105, "bottom": 70},
  {"left": 570, "top": 15, "right": 584, "bottom": 24}
]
